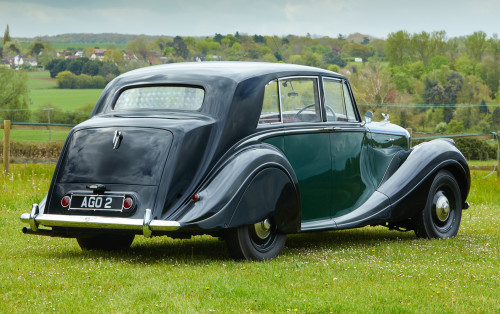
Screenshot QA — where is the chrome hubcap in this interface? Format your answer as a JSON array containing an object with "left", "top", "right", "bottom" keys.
[
  {"left": 254, "top": 219, "right": 272, "bottom": 240},
  {"left": 435, "top": 195, "right": 450, "bottom": 222}
]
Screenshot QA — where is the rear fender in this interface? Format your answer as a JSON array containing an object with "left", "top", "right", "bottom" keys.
[{"left": 175, "top": 144, "right": 300, "bottom": 233}]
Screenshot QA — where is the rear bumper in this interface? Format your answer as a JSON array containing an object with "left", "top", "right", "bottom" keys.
[{"left": 20, "top": 204, "right": 180, "bottom": 238}]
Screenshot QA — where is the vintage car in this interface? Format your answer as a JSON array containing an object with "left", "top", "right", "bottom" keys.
[{"left": 20, "top": 62, "right": 470, "bottom": 260}]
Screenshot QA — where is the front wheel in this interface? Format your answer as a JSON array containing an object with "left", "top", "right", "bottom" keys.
[
  {"left": 225, "top": 219, "right": 286, "bottom": 261},
  {"left": 414, "top": 170, "right": 462, "bottom": 239},
  {"left": 77, "top": 233, "right": 135, "bottom": 251}
]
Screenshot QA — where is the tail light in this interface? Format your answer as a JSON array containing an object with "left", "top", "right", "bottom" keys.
[
  {"left": 61, "top": 195, "right": 71, "bottom": 208},
  {"left": 123, "top": 197, "right": 134, "bottom": 210}
]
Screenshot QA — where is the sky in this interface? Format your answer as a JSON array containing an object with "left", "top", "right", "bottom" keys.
[{"left": 0, "top": 0, "right": 499, "bottom": 39}]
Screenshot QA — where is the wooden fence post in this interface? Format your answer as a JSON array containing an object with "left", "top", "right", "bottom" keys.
[{"left": 3, "top": 120, "right": 10, "bottom": 174}]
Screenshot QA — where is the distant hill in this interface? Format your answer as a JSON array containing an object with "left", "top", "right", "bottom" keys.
[
  {"left": 346, "top": 33, "right": 377, "bottom": 43},
  {"left": 16, "top": 33, "right": 173, "bottom": 44}
]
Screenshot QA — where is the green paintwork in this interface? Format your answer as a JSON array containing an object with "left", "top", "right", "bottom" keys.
[
  {"left": 263, "top": 126, "right": 409, "bottom": 223},
  {"left": 330, "top": 130, "right": 372, "bottom": 218},
  {"left": 366, "top": 132, "right": 408, "bottom": 188},
  {"left": 282, "top": 132, "right": 333, "bottom": 222}
]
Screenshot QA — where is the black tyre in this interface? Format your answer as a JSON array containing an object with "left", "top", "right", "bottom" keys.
[
  {"left": 77, "top": 233, "right": 135, "bottom": 251},
  {"left": 225, "top": 219, "right": 286, "bottom": 261},
  {"left": 414, "top": 170, "right": 462, "bottom": 239}
]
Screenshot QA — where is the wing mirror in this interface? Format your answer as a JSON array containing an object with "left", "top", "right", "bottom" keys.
[{"left": 364, "top": 111, "right": 374, "bottom": 124}]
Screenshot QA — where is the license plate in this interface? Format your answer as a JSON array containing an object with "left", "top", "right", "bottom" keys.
[{"left": 69, "top": 194, "right": 125, "bottom": 211}]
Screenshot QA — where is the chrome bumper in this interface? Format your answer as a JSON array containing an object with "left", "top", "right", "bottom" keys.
[{"left": 20, "top": 204, "right": 180, "bottom": 237}]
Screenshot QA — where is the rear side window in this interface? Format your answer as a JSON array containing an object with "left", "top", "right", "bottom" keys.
[
  {"left": 114, "top": 86, "right": 204, "bottom": 111},
  {"left": 259, "top": 80, "right": 280, "bottom": 124}
]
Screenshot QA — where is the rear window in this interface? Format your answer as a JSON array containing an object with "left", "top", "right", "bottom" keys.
[{"left": 114, "top": 86, "right": 204, "bottom": 111}]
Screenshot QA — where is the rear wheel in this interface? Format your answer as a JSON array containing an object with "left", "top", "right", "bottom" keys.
[
  {"left": 414, "top": 170, "right": 462, "bottom": 239},
  {"left": 77, "top": 233, "right": 135, "bottom": 251},
  {"left": 225, "top": 219, "right": 286, "bottom": 261}
]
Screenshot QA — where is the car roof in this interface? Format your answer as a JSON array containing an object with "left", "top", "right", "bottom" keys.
[{"left": 119, "top": 61, "right": 346, "bottom": 83}]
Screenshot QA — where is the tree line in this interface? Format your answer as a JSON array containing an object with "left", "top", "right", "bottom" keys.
[{"left": 2, "top": 25, "right": 500, "bottom": 132}]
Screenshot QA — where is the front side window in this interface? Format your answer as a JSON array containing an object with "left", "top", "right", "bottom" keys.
[
  {"left": 114, "top": 86, "right": 204, "bottom": 111},
  {"left": 323, "top": 78, "right": 345, "bottom": 121},
  {"left": 279, "top": 77, "right": 321, "bottom": 123},
  {"left": 323, "top": 78, "right": 358, "bottom": 122}
]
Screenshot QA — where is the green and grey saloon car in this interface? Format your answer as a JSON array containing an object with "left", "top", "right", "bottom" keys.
[{"left": 21, "top": 62, "right": 470, "bottom": 260}]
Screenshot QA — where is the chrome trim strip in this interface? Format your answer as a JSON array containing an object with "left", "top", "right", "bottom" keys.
[{"left": 20, "top": 213, "right": 180, "bottom": 232}]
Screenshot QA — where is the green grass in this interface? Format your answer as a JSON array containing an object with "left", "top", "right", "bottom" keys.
[
  {"left": 29, "top": 88, "right": 102, "bottom": 111},
  {"left": 0, "top": 165, "right": 498, "bottom": 312},
  {"left": 0, "top": 129, "right": 69, "bottom": 143},
  {"left": 24, "top": 70, "right": 101, "bottom": 110},
  {"left": 27, "top": 79, "right": 57, "bottom": 90},
  {"left": 26, "top": 71, "right": 57, "bottom": 90},
  {"left": 468, "top": 160, "right": 498, "bottom": 167},
  {"left": 27, "top": 71, "right": 52, "bottom": 80}
]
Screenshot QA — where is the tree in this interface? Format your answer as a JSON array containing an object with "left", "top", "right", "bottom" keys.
[
  {"left": 491, "top": 107, "right": 500, "bottom": 130},
  {"left": 351, "top": 62, "right": 396, "bottom": 104},
  {"left": 454, "top": 55, "right": 474, "bottom": 76},
  {"left": 411, "top": 31, "right": 432, "bottom": 65},
  {"left": 67, "top": 58, "right": 87, "bottom": 75},
  {"left": 3, "top": 24, "right": 11, "bottom": 44},
  {"left": 0, "top": 67, "right": 30, "bottom": 122},
  {"left": 323, "top": 49, "right": 345, "bottom": 67},
  {"left": 46, "top": 59, "right": 67, "bottom": 78},
  {"left": 171, "top": 36, "right": 189, "bottom": 59},
  {"left": 477, "top": 56, "right": 500, "bottom": 98},
  {"left": 213, "top": 33, "right": 224, "bottom": 43},
  {"left": 422, "top": 77, "right": 445, "bottom": 105},
  {"left": 253, "top": 34, "right": 265, "bottom": 43},
  {"left": 127, "top": 37, "right": 149, "bottom": 60},
  {"left": 103, "top": 49, "right": 123, "bottom": 64},
  {"left": 429, "top": 55, "right": 449, "bottom": 70},
  {"left": 4, "top": 41, "right": 20, "bottom": 56},
  {"left": 386, "top": 30, "right": 411, "bottom": 66},
  {"left": 342, "top": 42, "right": 373, "bottom": 60},
  {"left": 430, "top": 31, "right": 447, "bottom": 56},
  {"left": 28, "top": 42, "right": 45, "bottom": 58},
  {"left": 465, "top": 31, "right": 487, "bottom": 71},
  {"left": 56, "top": 71, "right": 77, "bottom": 88},
  {"left": 195, "top": 38, "right": 220, "bottom": 55}
]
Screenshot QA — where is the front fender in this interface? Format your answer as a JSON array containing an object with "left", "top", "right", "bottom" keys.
[
  {"left": 380, "top": 139, "right": 470, "bottom": 222},
  {"left": 172, "top": 144, "right": 301, "bottom": 233},
  {"left": 332, "top": 139, "right": 470, "bottom": 229}
]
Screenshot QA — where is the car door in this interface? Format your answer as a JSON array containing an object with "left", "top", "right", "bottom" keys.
[
  {"left": 322, "top": 78, "right": 374, "bottom": 218},
  {"left": 278, "top": 76, "right": 334, "bottom": 222}
]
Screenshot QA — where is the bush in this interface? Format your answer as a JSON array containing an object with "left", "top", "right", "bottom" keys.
[
  {"left": 33, "top": 104, "right": 93, "bottom": 125},
  {"left": 447, "top": 120, "right": 464, "bottom": 133},
  {"left": 455, "top": 138, "right": 497, "bottom": 160},
  {"left": 56, "top": 71, "right": 107, "bottom": 89},
  {"left": 0, "top": 141, "right": 64, "bottom": 159},
  {"left": 412, "top": 138, "right": 497, "bottom": 161},
  {"left": 434, "top": 122, "right": 447, "bottom": 133}
]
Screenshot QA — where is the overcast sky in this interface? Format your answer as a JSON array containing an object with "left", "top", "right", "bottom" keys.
[{"left": 1, "top": 0, "right": 498, "bottom": 39}]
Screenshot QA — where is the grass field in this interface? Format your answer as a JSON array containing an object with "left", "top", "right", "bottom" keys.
[
  {"left": 26, "top": 71, "right": 102, "bottom": 111},
  {"left": 0, "top": 165, "right": 498, "bottom": 312},
  {"left": 0, "top": 129, "right": 69, "bottom": 143},
  {"left": 29, "top": 88, "right": 102, "bottom": 111}
]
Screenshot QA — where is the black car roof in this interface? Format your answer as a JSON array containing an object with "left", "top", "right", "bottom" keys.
[{"left": 119, "top": 61, "right": 346, "bottom": 83}]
